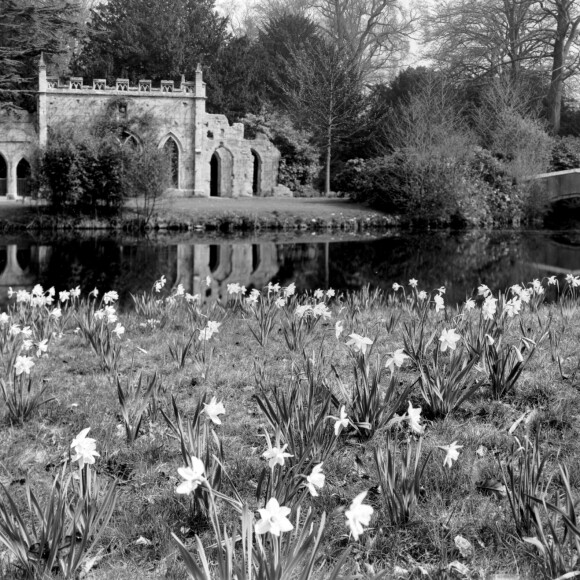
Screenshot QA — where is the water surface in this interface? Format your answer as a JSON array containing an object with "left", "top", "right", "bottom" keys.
[{"left": 0, "top": 229, "right": 578, "bottom": 308}]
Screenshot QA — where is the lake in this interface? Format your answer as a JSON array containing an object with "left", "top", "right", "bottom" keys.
[{"left": 0, "top": 229, "right": 578, "bottom": 308}]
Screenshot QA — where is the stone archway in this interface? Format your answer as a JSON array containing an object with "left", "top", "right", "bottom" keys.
[
  {"left": 251, "top": 149, "right": 262, "bottom": 195},
  {"left": 209, "top": 147, "right": 233, "bottom": 197},
  {"left": 0, "top": 155, "right": 6, "bottom": 196},
  {"left": 16, "top": 159, "right": 31, "bottom": 197}
]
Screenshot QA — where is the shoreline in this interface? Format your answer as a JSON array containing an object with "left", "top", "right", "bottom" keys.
[{"left": 0, "top": 196, "right": 402, "bottom": 233}]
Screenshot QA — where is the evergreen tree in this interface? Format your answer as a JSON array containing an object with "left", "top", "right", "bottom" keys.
[
  {"left": 75, "top": 0, "right": 229, "bottom": 84},
  {"left": 0, "top": 0, "right": 79, "bottom": 110}
]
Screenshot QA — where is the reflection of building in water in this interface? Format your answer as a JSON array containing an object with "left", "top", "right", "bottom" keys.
[
  {"left": 0, "top": 244, "right": 52, "bottom": 299},
  {"left": 175, "top": 243, "right": 282, "bottom": 301}
]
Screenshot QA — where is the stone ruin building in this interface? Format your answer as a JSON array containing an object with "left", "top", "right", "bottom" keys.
[{"left": 0, "top": 56, "right": 281, "bottom": 199}]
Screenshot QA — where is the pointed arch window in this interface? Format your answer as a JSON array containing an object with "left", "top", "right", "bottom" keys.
[{"left": 163, "top": 137, "right": 179, "bottom": 188}]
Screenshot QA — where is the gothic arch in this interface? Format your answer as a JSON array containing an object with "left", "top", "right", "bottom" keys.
[
  {"left": 210, "top": 146, "right": 234, "bottom": 197},
  {"left": 121, "top": 130, "right": 142, "bottom": 150},
  {"left": 159, "top": 133, "right": 182, "bottom": 189},
  {"left": 0, "top": 154, "right": 7, "bottom": 196},
  {"left": 16, "top": 158, "right": 31, "bottom": 197},
  {"left": 250, "top": 149, "right": 262, "bottom": 195}
]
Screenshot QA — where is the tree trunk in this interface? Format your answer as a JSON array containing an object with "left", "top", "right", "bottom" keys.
[
  {"left": 325, "top": 122, "right": 332, "bottom": 195},
  {"left": 547, "top": 32, "right": 565, "bottom": 134}
]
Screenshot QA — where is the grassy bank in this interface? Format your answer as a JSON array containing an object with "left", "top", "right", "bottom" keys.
[
  {"left": 0, "top": 278, "right": 579, "bottom": 579},
  {"left": 0, "top": 197, "right": 398, "bottom": 233}
]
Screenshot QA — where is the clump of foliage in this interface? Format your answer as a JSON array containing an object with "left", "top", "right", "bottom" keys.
[
  {"left": 41, "top": 131, "right": 126, "bottom": 216},
  {"left": 39, "top": 101, "right": 170, "bottom": 218},
  {"left": 243, "top": 108, "right": 320, "bottom": 194},
  {"left": 550, "top": 136, "right": 580, "bottom": 171}
]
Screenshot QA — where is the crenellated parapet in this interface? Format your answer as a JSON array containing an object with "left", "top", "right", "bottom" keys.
[{"left": 43, "top": 76, "right": 202, "bottom": 98}]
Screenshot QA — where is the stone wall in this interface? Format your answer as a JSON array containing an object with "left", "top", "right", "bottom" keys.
[
  {"left": 0, "top": 110, "right": 37, "bottom": 199},
  {"left": 0, "top": 59, "right": 281, "bottom": 199}
]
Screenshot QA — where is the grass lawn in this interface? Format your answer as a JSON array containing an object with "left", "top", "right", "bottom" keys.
[
  {"left": 0, "top": 196, "right": 390, "bottom": 231},
  {"left": 0, "top": 278, "right": 578, "bottom": 579}
]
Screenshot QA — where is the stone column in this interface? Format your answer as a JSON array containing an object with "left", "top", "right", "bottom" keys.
[
  {"left": 193, "top": 64, "right": 208, "bottom": 197},
  {"left": 7, "top": 160, "right": 17, "bottom": 200},
  {"left": 38, "top": 53, "right": 48, "bottom": 149}
]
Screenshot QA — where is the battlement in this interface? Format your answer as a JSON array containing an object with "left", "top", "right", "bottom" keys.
[{"left": 43, "top": 76, "right": 202, "bottom": 97}]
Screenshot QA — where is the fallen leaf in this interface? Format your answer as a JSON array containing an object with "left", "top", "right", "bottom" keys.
[
  {"left": 454, "top": 535, "right": 474, "bottom": 558},
  {"left": 448, "top": 560, "right": 470, "bottom": 577},
  {"left": 476, "top": 478, "right": 507, "bottom": 499},
  {"left": 135, "top": 536, "right": 152, "bottom": 546}
]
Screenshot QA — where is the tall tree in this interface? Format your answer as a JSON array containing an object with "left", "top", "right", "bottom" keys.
[
  {"left": 542, "top": 0, "right": 580, "bottom": 133},
  {"left": 311, "top": 0, "right": 415, "bottom": 81},
  {"left": 282, "top": 40, "right": 365, "bottom": 193},
  {"left": 204, "top": 36, "right": 268, "bottom": 121},
  {"left": 0, "top": 0, "right": 79, "bottom": 109},
  {"left": 258, "top": 12, "right": 319, "bottom": 104},
  {"left": 425, "top": 0, "right": 580, "bottom": 133},
  {"left": 425, "top": 0, "right": 548, "bottom": 79},
  {"left": 75, "top": 0, "right": 229, "bottom": 82}
]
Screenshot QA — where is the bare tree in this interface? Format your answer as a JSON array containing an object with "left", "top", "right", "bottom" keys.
[
  {"left": 542, "top": 0, "right": 580, "bottom": 133},
  {"left": 282, "top": 41, "right": 365, "bottom": 193},
  {"left": 312, "top": 0, "right": 416, "bottom": 80},
  {"left": 424, "top": 0, "right": 548, "bottom": 79},
  {"left": 425, "top": 0, "right": 580, "bottom": 133}
]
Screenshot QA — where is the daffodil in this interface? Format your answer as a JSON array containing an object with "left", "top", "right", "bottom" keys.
[
  {"left": 335, "top": 320, "right": 344, "bottom": 340},
  {"left": 262, "top": 440, "right": 293, "bottom": 469},
  {"left": 406, "top": 401, "right": 424, "bottom": 434},
  {"left": 482, "top": 296, "right": 497, "bottom": 320},
  {"left": 346, "top": 333, "right": 373, "bottom": 355},
  {"left": 176, "top": 457, "right": 206, "bottom": 494},
  {"left": 112, "top": 323, "right": 125, "bottom": 338},
  {"left": 203, "top": 396, "right": 225, "bottom": 425},
  {"left": 329, "top": 405, "right": 350, "bottom": 436},
  {"left": 439, "top": 328, "right": 461, "bottom": 352},
  {"left": 71, "top": 428, "right": 100, "bottom": 469},
  {"left": 305, "top": 463, "right": 325, "bottom": 496},
  {"left": 385, "top": 348, "right": 409, "bottom": 372},
  {"left": 438, "top": 441, "right": 463, "bottom": 468},
  {"left": 345, "top": 491, "right": 373, "bottom": 540},
  {"left": 255, "top": 498, "right": 293, "bottom": 536},
  {"left": 14, "top": 355, "right": 34, "bottom": 376}
]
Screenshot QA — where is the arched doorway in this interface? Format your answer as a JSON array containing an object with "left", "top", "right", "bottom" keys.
[
  {"left": 0, "top": 155, "right": 6, "bottom": 196},
  {"left": 251, "top": 150, "right": 261, "bottom": 195},
  {"left": 209, "top": 147, "right": 233, "bottom": 197},
  {"left": 16, "top": 159, "right": 31, "bottom": 197},
  {"left": 210, "top": 153, "right": 219, "bottom": 197},
  {"left": 163, "top": 137, "right": 179, "bottom": 188}
]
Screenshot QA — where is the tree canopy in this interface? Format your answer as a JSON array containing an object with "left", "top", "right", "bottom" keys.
[
  {"left": 0, "top": 0, "right": 80, "bottom": 109},
  {"left": 74, "top": 0, "right": 229, "bottom": 83}
]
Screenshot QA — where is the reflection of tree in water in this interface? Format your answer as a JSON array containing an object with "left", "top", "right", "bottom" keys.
[
  {"left": 40, "top": 240, "right": 177, "bottom": 307},
  {"left": 328, "top": 231, "right": 542, "bottom": 304},
  {"left": 273, "top": 244, "right": 327, "bottom": 290}
]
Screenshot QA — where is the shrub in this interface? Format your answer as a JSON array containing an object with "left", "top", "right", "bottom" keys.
[
  {"left": 41, "top": 132, "right": 125, "bottom": 216},
  {"left": 243, "top": 108, "right": 320, "bottom": 194},
  {"left": 40, "top": 129, "right": 170, "bottom": 218},
  {"left": 550, "top": 136, "right": 580, "bottom": 171}
]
